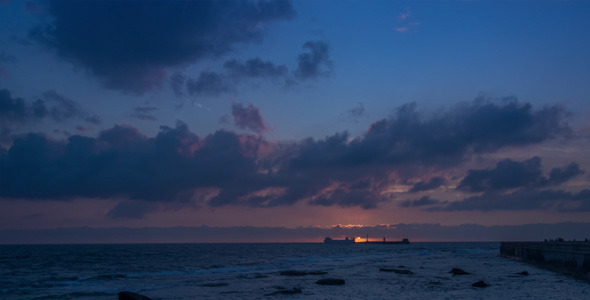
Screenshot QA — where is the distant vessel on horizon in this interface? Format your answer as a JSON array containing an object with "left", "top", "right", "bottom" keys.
[
  {"left": 324, "top": 236, "right": 356, "bottom": 244},
  {"left": 324, "top": 236, "right": 410, "bottom": 244}
]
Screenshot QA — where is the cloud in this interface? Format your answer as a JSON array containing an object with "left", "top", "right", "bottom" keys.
[
  {"left": 343, "top": 102, "right": 366, "bottom": 123},
  {"left": 224, "top": 58, "right": 288, "bottom": 79},
  {"left": 409, "top": 177, "right": 446, "bottom": 192},
  {"left": 0, "top": 89, "right": 100, "bottom": 141},
  {"left": 0, "top": 89, "right": 30, "bottom": 124},
  {"left": 457, "top": 157, "right": 544, "bottom": 192},
  {"left": 548, "top": 162, "right": 584, "bottom": 185},
  {"left": 294, "top": 40, "right": 332, "bottom": 80},
  {"left": 395, "top": 10, "right": 419, "bottom": 34},
  {"left": 106, "top": 200, "right": 157, "bottom": 219},
  {"left": 0, "top": 121, "right": 264, "bottom": 217},
  {"left": 310, "top": 184, "right": 385, "bottom": 209},
  {"left": 181, "top": 40, "right": 332, "bottom": 97},
  {"left": 2, "top": 222, "right": 590, "bottom": 243},
  {"left": 186, "top": 71, "right": 234, "bottom": 96},
  {"left": 31, "top": 0, "right": 295, "bottom": 93},
  {"left": 436, "top": 189, "right": 590, "bottom": 212},
  {"left": 457, "top": 157, "right": 583, "bottom": 192},
  {"left": 42, "top": 90, "right": 102, "bottom": 124},
  {"left": 231, "top": 103, "right": 268, "bottom": 133},
  {"left": 398, "top": 196, "right": 442, "bottom": 207},
  {"left": 0, "top": 98, "right": 575, "bottom": 215},
  {"left": 131, "top": 106, "right": 158, "bottom": 121},
  {"left": 0, "top": 52, "right": 17, "bottom": 63},
  {"left": 169, "top": 72, "right": 187, "bottom": 97},
  {"left": 291, "top": 99, "right": 569, "bottom": 172}
]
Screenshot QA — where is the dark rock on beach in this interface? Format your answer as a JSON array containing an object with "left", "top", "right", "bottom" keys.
[
  {"left": 449, "top": 268, "right": 471, "bottom": 275},
  {"left": 316, "top": 278, "right": 345, "bottom": 285},
  {"left": 472, "top": 280, "right": 489, "bottom": 288},
  {"left": 118, "top": 291, "right": 152, "bottom": 300},
  {"left": 200, "top": 282, "right": 229, "bottom": 287}
]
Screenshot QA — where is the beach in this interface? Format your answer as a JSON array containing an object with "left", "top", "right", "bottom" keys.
[{"left": 1, "top": 242, "right": 588, "bottom": 299}]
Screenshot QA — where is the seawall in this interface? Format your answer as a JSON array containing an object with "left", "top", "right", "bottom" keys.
[{"left": 500, "top": 241, "right": 590, "bottom": 280}]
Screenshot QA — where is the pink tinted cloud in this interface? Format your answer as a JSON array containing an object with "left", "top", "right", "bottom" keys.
[
  {"left": 398, "top": 12, "right": 410, "bottom": 22},
  {"left": 231, "top": 103, "right": 268, "bottom": 134}
]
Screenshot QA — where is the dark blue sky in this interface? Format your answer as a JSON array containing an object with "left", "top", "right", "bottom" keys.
[{"left": 0, "top": 0, "right": 589, "bottom": 242}]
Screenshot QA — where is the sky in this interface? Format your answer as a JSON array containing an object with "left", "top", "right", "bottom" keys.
[{"left": 1, "top": 0, "right": 590, "bottom": 243}]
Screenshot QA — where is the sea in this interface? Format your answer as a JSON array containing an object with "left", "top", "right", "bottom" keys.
[{"left": 0, "top": 242, "right": 588, "bottom": 299}]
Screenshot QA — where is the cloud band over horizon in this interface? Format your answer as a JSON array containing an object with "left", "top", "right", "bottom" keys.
[{"left": 1, "top": 97, "right": 584, "bottom": 219}]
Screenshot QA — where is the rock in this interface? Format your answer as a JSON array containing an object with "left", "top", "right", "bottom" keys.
[
  {"left": 315, "top": 278, "right": 345, "bottom": 285},
  {"left": 118, "top": 291, "right": 152, "bottom": 300},
  {"left": 472, "top": 280, "right": 489, "bottom": 288},
  {"left": 265, "top": 287, "right": 303, "bottom": 296},
  {"left": 280, "top": 270, "right": 308, "bottom": 276},
  {"left": 200, "top": 282, "right": 229, "bottom": 287},
  {"left": 449, "top": 268, "right": 470, "bottom": 275},
  {"left": 379, "top": 268, "right": 414, "bottom": 274},
  {"left": 306, "top": 271, "right": 328, "bottom": 275},
  {"left": 280, "top": 270, "right": 326, "bottom": 276}
]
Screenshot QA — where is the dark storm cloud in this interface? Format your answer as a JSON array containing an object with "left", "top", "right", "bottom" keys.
[
  {"left": 548, "top": 162, "right": 584, "bottom": 185},
  {"left": 287, "top": 100, "right": 570, "bottom": 172},
  {"left": 457, "top": 157, "right": 544, "bottom": 192},
  {"left": 294, "top": 40, "right": 332, "bottom": 80},
  {"left": 457, "top": 157, "right": 583, "bottom": 192},
  {"left": 0, "top": 98, "right": 575, "bottom": 214},
  {"left": 237, "top": 99, "right": 571, "bottom": 208},
  {"left": 0, "top": 121, "right": 263, "bottom": 217},
  {"left": 181, "top": 40, "right": 332, "bottom": 97},
  {"left": 31, "top": 0, "right": 295, "bottom": 93},
  {"left": 399, "top": 196, "right": 442, "bottom": 207},
  {"left": 186, "top": 71, "right": 234, "bottom": 96},
  {"left": 0, "top": 89, "right": 29, "bottom": 123},
  {"left": 231, "top": 103, "right": 268, "bottom": 133},
  {"left": 211, "top": 98, "right": 572, "bottom": 208},
  {"left": 0, "top": 89, "right": 100, "bottom": 141},
  {"left": 409, "top": 177, "right": 446, "bottom": 192},
  {"left": 436, "top": 189, "right": 590, "bottom": 212}
]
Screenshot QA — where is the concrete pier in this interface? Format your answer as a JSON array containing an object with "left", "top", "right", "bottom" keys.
[{"left": 500, "top": 241, "right": 590, "bottom": 280}]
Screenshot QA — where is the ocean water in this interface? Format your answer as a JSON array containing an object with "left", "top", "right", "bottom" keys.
[{"left": 0, "top": 242, "right": 588, "bottom": 299}]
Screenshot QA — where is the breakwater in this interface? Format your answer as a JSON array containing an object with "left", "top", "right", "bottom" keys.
[{"left": 500, "top": 241, "right": 590, "bottom": 280}]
